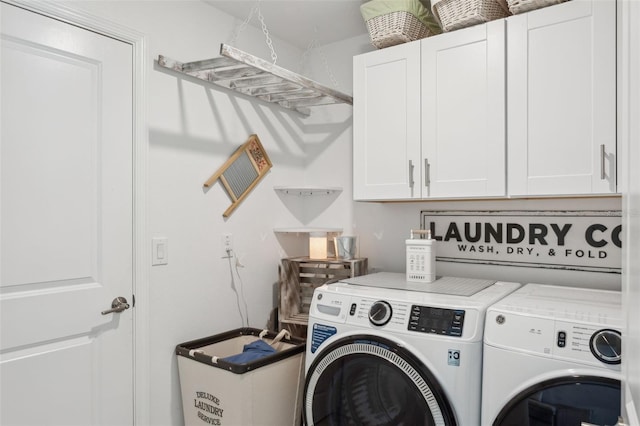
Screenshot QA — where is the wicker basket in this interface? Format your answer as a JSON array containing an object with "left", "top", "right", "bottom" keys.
[
  {"left": 506, "top": 0, "right": 569, "bottom": 14},
  {"left": 432, "top": 0, "right": 510, "bottom": 32},
  {"left": 366, "top": 10, "right": 434, "bottom": 49}
]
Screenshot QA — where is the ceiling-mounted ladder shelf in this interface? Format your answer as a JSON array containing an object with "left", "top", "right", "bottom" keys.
[{"left": 157, "top": 44, "right": 353, "bottom": 116}]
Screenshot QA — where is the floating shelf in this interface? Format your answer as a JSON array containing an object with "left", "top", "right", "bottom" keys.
[
  {"left": 157, "top": 44, "right": 353, "bottom": 116},
  {"left": 273, "top": 227, "right": 342, "bottom": 234},
  {"left": 274, "top": 186, "right": 342, "bottom": 196}
]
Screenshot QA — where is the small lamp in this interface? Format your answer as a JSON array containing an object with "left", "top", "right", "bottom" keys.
[{"left": 309, "top": 232, "right": 327, "bottom": 259}]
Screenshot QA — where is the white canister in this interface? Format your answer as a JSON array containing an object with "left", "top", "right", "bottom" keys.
[{"left": 406, "top": 231, "right": 436, "bottom": 283}]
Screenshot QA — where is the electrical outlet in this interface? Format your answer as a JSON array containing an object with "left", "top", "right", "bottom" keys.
[{"left": 221, "top": 233, "right": 233, "bottom": 258}]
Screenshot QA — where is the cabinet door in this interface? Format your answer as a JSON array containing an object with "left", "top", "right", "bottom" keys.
[
  {"left": 422, "top": 20, "right": 506, "bottom": 198},
  {"left": 353, "top": 42, "right": 421, "bottom": 200},
  {"left": 508, "top": 0, "right": 616, "bottom": 196}
]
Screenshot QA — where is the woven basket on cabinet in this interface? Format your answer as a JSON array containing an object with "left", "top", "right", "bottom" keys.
[
  {"left": 506, "top": 0, "right": 569, "bottom": 14},
  {"left": 432, "top": 0, "right": 510, "bottom": 32},
  {"left": 366, "top": 10, "right": 434, "bottom": 49}
]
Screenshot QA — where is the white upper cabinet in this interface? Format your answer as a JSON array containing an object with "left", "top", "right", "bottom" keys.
[
  {"left": 353, "top": 41, "right": 421, "bottom": 200},
  {"left": 353, "top": 21, "right": 505, "bottom": 201},
  {"left": 422, "top": 20, "right": 506, "bottom": 198},
  {"left": 353, "top": 0, "right": 616, "bottom": 201},
  {"left": 507, "top": 0, "right": 617, "bottom": 196}
]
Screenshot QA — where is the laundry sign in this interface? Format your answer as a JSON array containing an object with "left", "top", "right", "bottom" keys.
[
  {"left": 193, "top": 391, "right": 223, "bottom": 425},
  {"left": 419, "top": 211, "right": 622, "bottom": 274}
]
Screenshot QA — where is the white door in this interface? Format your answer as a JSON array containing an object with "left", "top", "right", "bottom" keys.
[
  {"left": 353, "top": 41, "right": 421, "bottom": 201},
  {"left": 507, "top": 0, "right": 616, "bottom": 196},
  {"left": 0, "top": 3, "right": 134, "bottom": 425},
  {"left": 421, "top": 20, "right": 506, "bottom": 198}
]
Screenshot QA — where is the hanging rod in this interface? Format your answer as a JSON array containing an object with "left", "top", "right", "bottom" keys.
[{"left": 157, "top": 43, "right": 353, "bottom": 116}]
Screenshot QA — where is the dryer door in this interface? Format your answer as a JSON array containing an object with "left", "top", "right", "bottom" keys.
[
  {"left": 493, "top": 376, "right": 620, "bottom": 426},
  {"left": 303, "top": 335, "right": 457, "bottom": 426}
]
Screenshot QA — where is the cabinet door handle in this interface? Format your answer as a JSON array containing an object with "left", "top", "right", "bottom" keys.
[
  {"left": 425, "top": 158, "right": 430, "bottom": 188},
  {"left": 409, "top": 160, "right": 415, "bottom": 189},
  {"left": 600, "top": 144, "right": 606, "bottom": 180}
]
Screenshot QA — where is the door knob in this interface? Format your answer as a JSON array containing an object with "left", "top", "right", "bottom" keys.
[{"left": 101, "top": 296, "right": 130, "bottom": 315}]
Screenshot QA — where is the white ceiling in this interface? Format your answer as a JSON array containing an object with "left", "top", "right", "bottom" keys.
[{"left": 204, "top": 0, "right": 370, "bottom": 49}]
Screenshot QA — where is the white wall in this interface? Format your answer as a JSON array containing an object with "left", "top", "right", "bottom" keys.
[
  {"left": 62, "top": 1, "right": 356, "bottom": 424},
  {"left": 295, "top": 34, "right": 371, "bottom": 235}
]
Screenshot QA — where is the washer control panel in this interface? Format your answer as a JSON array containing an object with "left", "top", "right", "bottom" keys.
[
  {"left": 408, "top": 305, "right": 465, "bottom": 337},
  {"left": 485, "top": 309, "right": 622, "bottom": 368},
  {"left": 311, "top": 289, "right": 469, "bottom": 337}
]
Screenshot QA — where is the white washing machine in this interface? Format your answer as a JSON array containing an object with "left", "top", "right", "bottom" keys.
[
  {"left": 303, "top": 272, "right": 521, "bottom": 426},
  {"left": 482, "top": 283, "right": 622, "bottom": 426}
]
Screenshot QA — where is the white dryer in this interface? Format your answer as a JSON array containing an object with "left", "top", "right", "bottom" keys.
[
  {"left": 303, "top": 272, "right": 520, "bottom": 426},
  {"left": 482, "top": 283, "right": 622, "bottom": 426}
]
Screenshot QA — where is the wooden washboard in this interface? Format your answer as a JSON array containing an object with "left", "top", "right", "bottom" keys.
[{"left": 204, "top": 134, "right": 272, "bottom": 217}]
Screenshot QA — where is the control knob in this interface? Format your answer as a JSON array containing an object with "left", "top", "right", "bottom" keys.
[
  {"left": 590, "top": 329, "right": 622, "bottom": 365},
  {"left": 369, "top": 301, "right": 392, "bottom": 326}
]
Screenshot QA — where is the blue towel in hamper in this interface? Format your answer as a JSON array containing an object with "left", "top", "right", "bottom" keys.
[
  {"left": 221, "top": 329, "right": 290, "bottom": 364},
  {"left": 222, "top": 339, "right": 276, "bottom": 364}
]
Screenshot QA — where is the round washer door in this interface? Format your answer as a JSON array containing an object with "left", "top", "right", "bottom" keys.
[
  {"left": 493, "top": 376, "right": 620, "bottom": 426},
  {"left": 303, "top": 334, "right": 457, "bottom": 426}
]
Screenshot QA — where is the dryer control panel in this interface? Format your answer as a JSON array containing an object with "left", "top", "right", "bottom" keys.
[{"left": 408, "top": 305, "right": 465, "bottom": 337}]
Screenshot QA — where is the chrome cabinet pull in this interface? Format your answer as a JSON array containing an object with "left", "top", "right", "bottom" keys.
[
  {"left": 409, "top": 160, "right": 415, "bottom": 189},
  {"left": 425, "top": 158, "right": 431, "bottom": 188},
  {"left": 600, "top": 144, "right": 606, "bottom": 180}
]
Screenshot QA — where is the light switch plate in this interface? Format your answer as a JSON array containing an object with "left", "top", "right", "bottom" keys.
[{"left": 152, "top": 237, "right": 168, "bottom": 266}]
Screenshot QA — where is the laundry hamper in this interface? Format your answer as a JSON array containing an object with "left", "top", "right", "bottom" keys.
[{"left": 176, "top": 328, "right": 306, "bottom": 426}]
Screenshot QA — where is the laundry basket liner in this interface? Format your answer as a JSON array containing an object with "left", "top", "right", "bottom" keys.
[
  {"left": 361, "top": 0, "right": 442, "bottom": 35},
  {"left": 176, "top": 327, "right": 306, "bottom": 374}
]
